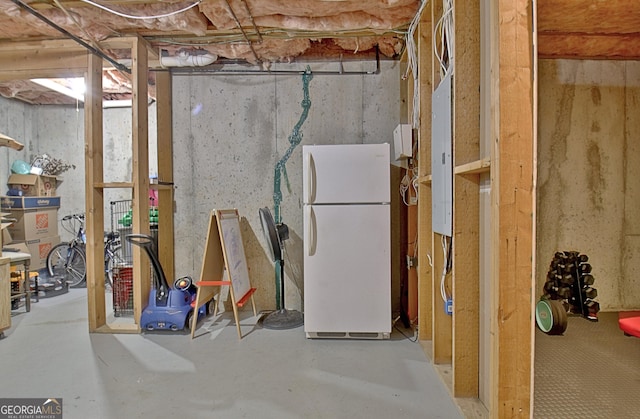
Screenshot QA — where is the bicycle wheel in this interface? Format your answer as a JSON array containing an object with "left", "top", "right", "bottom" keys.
[
  {"left": 47, "top": 243, "right": 87, "bottom": 287},
  {"left": 105, "top": 244, "right": 125, "bottom": 288}
]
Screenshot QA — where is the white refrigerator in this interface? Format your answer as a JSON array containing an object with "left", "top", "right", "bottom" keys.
[{"left": 303, "top": 143, "right": 391, "bottom": 339}]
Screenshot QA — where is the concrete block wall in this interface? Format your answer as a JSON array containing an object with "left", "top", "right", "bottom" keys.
[
  {"left": 0, "top": 101, "right": 157, "bottom": 242},
  {"left": 172, "top": 61, "right": 402, "bottom": 312},
  {"left": 0, "top": 97, "right": 33, "bottom": 193},
  {"left": 0, "top": 60, "right": 403, "bottom": 314},
  {"left": 537, "top": 59, "right": 640, "bottom": 310}
]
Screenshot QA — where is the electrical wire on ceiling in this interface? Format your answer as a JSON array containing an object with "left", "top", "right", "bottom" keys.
[
  {"left": 402, "top": 0, "right": 428, "bottom": 130},
  {"left": 224, "top": 0, "right": 261, "bottom": 64},
  {"left": 78, "top": 0, "right": 202, "bottom": 20},
  {"left": 9, "top": 0, "right": 130, "bottom": 74},
  {"left": 53, "top": 0, "right": 98, "bottom": 49},
  {"left": 239, "top": 0, "right": 263, "bottom": 44},
  {"left": 151, "top": 28, "right": 407, "bottom": 47}
]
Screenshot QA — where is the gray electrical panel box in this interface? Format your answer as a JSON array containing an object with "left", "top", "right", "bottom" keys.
[{"left": 431, "top": 73, "right": 453, "bottom": 237}]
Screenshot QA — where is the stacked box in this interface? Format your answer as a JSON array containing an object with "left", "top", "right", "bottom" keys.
[
  {"left": 1, "top": 196, "right": 61, "bottom": 210},
  {"left": 7, "top": 174, "right": 57, "bottom": 197},
  {"left": 19, "top": 236, "right": 61, "bottom": 270},
  {"left": 2, "top": 195, "right": 61, "bottom": 271},
  {"left": 4, "top": 208, "right": 58, "bottom": 241}
]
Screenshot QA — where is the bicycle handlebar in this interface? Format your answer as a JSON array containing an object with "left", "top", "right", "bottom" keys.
[{"left": 62, "top": 213, "right": 85, "bottom": 222}]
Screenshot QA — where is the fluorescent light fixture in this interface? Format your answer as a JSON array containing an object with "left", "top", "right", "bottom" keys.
[
  {"left": 31, "top": 78, "right": 84, "bottom": 102},
  {"left": 30, "top": 78, "right": 151, "bottom": 108}
]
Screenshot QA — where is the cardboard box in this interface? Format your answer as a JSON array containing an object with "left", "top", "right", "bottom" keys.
[
  {"left": 1, "top": 196, "right": 61, "bottom": 210},
  {"left": 13, "top": 235, "right": 60, "bottom": 271},
  {"left": 5, "top": 208, "right": 59, "bottom": 241},
  {"left": 7, "top": 174, "right": 57, "bottom": 196},
  {"left": 1, "top": 212, "right": 12, "bottom": 249}
]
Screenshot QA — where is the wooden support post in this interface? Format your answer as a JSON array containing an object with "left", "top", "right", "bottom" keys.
[
  {"left": 417, "top": 14, "right": 433, "bottom": 342},
  {"left": 405, "top": 44, "right": 418, "bottom": 325},
  {"left": 131, "top": 36, "right": 151, "bottom": 324},
  {"left": 85, "top": 52, "right": 106, "bottom": 332},
  {"left": 430, "top": 0, "right": 452, "bottom": 366},
  {"left": 452, "top": 0, "right": 481, "bottom": 398},
  {"left": 490, "top": 0, "right": 535, "bottom": 416},
  {"left": 407, "top": 185, "right": 418, "bottom": 323},
  {"left": 155, "top": 70, "right": 175, "bottom": 280}
]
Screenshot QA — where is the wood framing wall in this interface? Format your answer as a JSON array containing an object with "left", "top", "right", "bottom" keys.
[
  {"left": 0, "top": 36, "right": 170, "bottom": 334},
  {"left": 492, "top": 0, "right": 534, "bottom": 415},
  {"left": 1, "top": 1, "right": 538, "bottom": 412},
  {"left": 86, "top": 37, "right": 172, "bottom": 333},
  {"left": 85, "top": 52, "right": 106, "bottom": 332},
  {"left": 411, "top": 0, "right": 535, "bottom": 417}
]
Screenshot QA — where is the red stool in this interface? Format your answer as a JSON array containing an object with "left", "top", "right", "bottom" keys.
[{"left": 618, "top": 311, "right": 640, "bottom": 337}]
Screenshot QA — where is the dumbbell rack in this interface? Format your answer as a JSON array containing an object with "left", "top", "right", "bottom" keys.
[{"left": 544, "top": 251, "right": 600, "bottom": 321}]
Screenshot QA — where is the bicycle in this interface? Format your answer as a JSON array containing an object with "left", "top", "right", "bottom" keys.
[
  {"left": 103, "top": 231, "right": 126, "bottom": 287},
  {"left": 46, "top": 213, "right": 126, "bottom": 288}
]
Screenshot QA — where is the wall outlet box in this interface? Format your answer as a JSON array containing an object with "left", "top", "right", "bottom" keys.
[
  {"left": 393, "top": 124, "right": 413, "bottom": 161},
  {"left": 445, "top": 299, "right": 453, "bottom": 315},
  {"left": 406, "top": 255, "right": 418, "bottom": 268}
]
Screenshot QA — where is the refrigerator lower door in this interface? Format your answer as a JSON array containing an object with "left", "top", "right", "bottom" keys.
[{"left": 304, "top": 204, "right": 391, "bottom": 338}]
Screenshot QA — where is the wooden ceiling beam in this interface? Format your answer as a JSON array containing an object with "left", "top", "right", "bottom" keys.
[
  {"left": 0, "top": 49, "right": 88, "bottom": 80},
  {"left": 0, "top": 38, "right": 85, "bottom": 52},
  {"left": 536, "top": 0, "right": 640, "bottom": 59},
  {"left": 538, "top": 33, "right": 640, "bottom": 60},
  {"left": 537, "top": 0, "right": 640, "bottom": 34},
  {"left": 0, "top": 37, "right": 159, "bottom": 78}
]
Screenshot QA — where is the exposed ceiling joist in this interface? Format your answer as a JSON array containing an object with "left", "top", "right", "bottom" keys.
[
  {"left": 0, "top": 0, "right": 415, "bottom": 104},
  {"left": 537, "top": 0, "right": 640, "bottom": 60},
  {"left": 1, "top": 0, "right": 639, "bottom": 104}
]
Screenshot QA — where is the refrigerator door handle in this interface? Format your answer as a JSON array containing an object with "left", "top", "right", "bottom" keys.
[
  {"left": 306, "top": 152, "right": 316, "bottom": 203},
  {"left": 307, "top": 206, "right": 316, "bottom": 256}
]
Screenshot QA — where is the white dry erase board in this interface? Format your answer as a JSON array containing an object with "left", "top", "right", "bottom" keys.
[
  {"left": 191, "top": 209, "right": 256, "bottom": 339},
  {"left": 215, "top": 209, "right": 251, "bottom": 301}
]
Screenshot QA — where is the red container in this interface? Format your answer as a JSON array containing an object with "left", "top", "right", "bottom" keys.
[{"left": 113, "top": 266, "right": 133, "bottom": 317}]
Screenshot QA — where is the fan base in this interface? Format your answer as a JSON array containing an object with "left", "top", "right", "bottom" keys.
[{"left": 262, "top": 309, "right": 304, "bottom": 330}]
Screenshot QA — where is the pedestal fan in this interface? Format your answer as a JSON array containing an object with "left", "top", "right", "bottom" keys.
[{"left": 259, "top": 207, "right": 304, "bottom": 329}]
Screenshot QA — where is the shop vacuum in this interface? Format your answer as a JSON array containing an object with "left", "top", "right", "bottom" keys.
[{"left": 127, "top": 234, "right": 212, "bottom": 331}]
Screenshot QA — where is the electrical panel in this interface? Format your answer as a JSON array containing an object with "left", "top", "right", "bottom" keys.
[{"left": 431, "top": 73, "right": 453, "bottom": 237}]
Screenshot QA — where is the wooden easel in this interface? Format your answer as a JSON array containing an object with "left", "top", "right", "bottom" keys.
[{"left": 191, "top": 209, "right": 257, "bottom": 339}]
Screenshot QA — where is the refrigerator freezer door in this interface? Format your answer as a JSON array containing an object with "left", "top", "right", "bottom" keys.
[
  {"left": 303, "top": 144, "right": 390, "bottom": 204},
  {"left": 304, "top": 203, "right": 391, "bottom": 335}
]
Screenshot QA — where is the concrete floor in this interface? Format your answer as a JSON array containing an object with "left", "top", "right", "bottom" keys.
[{"left": 1, "top": 289, "right": 463, "bottom": 419}]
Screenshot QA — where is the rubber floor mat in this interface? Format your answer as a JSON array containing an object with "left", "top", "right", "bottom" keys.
[{"left": 534, "top": 311, "right": 640, "bottom": 418}]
